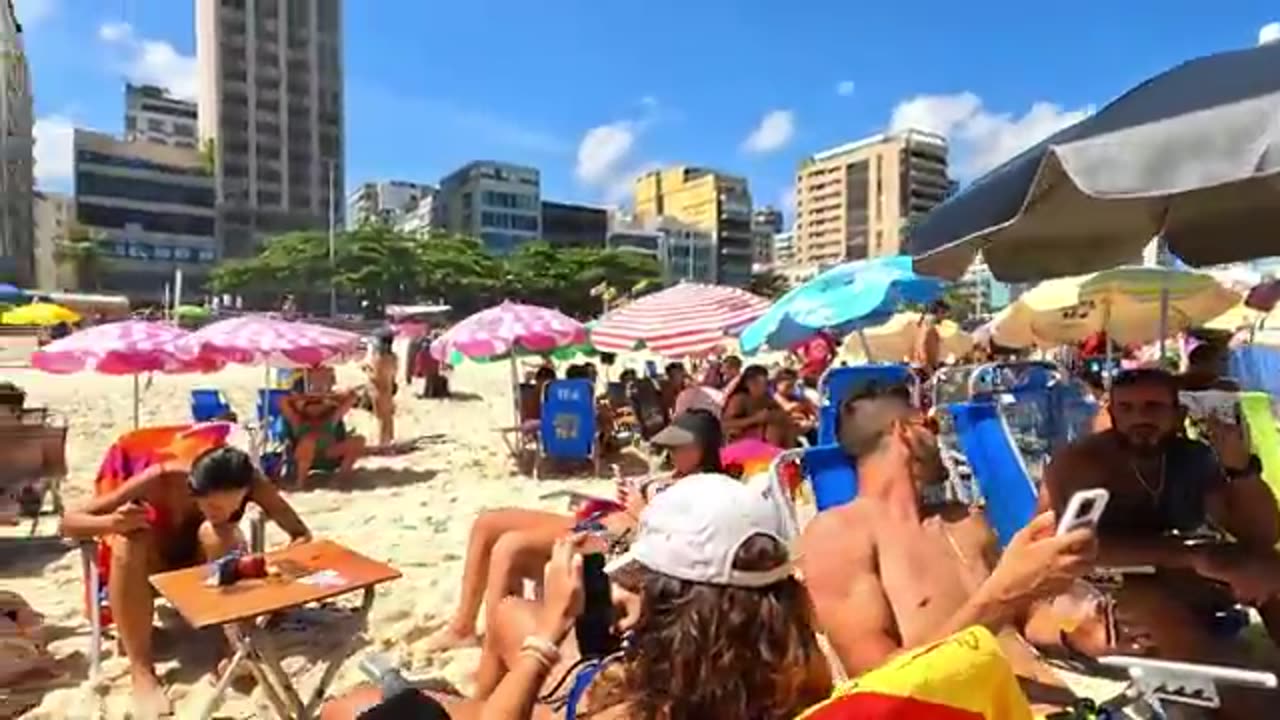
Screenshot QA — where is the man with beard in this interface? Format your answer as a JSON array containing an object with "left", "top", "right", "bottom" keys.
[
  {"left": 798, "top": 382, "right": 1097, "bottom": 711},
  {"left": 1042, "top": 368, "right": 1280, "bottom": 718}
]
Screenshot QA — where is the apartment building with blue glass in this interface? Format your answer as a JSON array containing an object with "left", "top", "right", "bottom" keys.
[{"left": 437, "top": 161, "right": 540, "bottom": 255}]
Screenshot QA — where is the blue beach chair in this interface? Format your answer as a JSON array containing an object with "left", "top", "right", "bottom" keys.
[
  {"left": 947, "top": 400, "right": 1039, "bottom": 548},
  {"left": 190, "top": 388, "right": 233, "bottom": 422},
  {"left": 816, "top": 364, "right": 912, "bottom": 445},
  {"left": 538, "top": 379, "right": 598, "bottom": 478},
  {"left": 257, "top": 388, "right": 290, "bottom": 446}
]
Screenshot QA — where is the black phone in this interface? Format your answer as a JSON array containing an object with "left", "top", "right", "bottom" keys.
[{"left": 575, "top": 553, "right": 619, "bottom": 659}]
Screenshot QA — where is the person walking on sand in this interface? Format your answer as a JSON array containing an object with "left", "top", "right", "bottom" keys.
[{"left": 364, "top": 330, "right": 398, "bottom": 446}]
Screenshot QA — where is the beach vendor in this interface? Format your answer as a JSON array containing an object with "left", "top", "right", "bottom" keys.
[
  {"left": 60, "top": 437, "right": 311, "bottom": 717},
  {"left": 1042, "top": 368, "right": 1280, "bottom": 718},
  {"left": 797, "top": 380, "right": 1098, "bottom": 713}
]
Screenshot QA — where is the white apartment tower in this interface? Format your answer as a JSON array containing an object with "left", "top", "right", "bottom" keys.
[
  {"left": 0, "top": 0, "right": 34, "bottom": 285},
  {"left": 196, "top": 0, "right": 344, "bottom": 258},
  {"left": 126, "top": 84, "right": 199, "bottom": 148}
]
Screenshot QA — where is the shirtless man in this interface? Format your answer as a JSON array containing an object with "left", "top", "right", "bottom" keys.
[
  {"left": 60, "top": 445, "right": 311, "bottom": 717},
  {"left": 1043, "top": 368, "right": 1280, "bottom": 717},
  {"left": 797, "top": 383, "right": 1096, "bottom": 707}
]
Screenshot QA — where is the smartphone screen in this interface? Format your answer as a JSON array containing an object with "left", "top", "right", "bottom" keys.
[{"left": 575, "top": 553, "right": 619, "bottom": 658}]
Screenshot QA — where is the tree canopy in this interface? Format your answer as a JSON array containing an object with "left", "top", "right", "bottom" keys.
[{"left": 208, "top": 227, "right": 663, "bottom": 318}]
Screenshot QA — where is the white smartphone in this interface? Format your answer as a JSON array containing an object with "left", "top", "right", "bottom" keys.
[{"left": 1056, "top": 488, "right": 1110, "bottom": 536}]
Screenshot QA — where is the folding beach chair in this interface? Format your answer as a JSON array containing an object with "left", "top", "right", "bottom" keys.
[
  {"left": 0, "top": 407, "right": 68, "bottom": 536},
  {"left": 538, "top": 379, "right": 598, "bottom": 478},
  {"left": 256, "top": 388, "right": 291, "bottom": 446},
  {"left": 816, "top": 364, "right": 913, "bottom": 445},
  {"left": 946, "top": 400, "right": 1039, "bottom": 548},
  {"left": 190, "top": 388, "right": 233, "bottom": 422},
  {"left": 767, "top": 444, "right": 858, "bottom": 539}
]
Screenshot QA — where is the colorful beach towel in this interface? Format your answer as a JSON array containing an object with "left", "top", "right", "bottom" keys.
[
  {"left": 797, "top": 626, "right": 1033, "bottom": 720},
  {"left": 84, "top": 423, "right": 232, "bottom": 625}
]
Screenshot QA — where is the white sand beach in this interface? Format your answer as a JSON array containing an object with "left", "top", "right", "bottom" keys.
[{"left": 3, "top": 358, "right": 614, "bottom": 719}]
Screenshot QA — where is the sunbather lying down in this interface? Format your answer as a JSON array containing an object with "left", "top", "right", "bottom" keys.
[
  {"left": 60, "top": 443, "right": 311, "bottom": 718},
  {"left": 321, "top": 474, "right": 832, "bottom": 720}
]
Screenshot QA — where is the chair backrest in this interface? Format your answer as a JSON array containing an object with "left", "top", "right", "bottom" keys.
[
  {"left": 541, "top": 379, "right": 596, "bottom": 461},
  {"left": 947, "top": 400, "right": 1038, "bottom": 548},
  {"left": 1230, "top": 346, "right": 1280, "bottom": 397},
  {"left": 816, "top": 364, "right": 912, "bottom": 445},
  {"left": 257, "top": 388, "right": 289, "bottom": 422},
  {"left": 802, "top": 444, "right": 859, "bottom": 511},
  {"left": 518, "top": 382, "right": 541, "bottom": 421},
  {"left": 190, "top": 388, "right": 231, "bottom": 422}
]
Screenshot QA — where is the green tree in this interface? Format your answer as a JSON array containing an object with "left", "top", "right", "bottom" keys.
[{"left": 748, "top": 269, "right": 791, "bottom": 299}]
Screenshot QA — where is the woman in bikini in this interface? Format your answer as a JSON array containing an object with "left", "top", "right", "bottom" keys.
[
  {"left": 722, "top": 364, "right": 791, "bottom": 445},
  {"left": 363, "top": 331, "right": 399, "bottom": 446}
]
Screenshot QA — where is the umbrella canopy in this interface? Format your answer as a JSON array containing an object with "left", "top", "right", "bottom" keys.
[
  {"left": 0, "top": 283, "right": 25, "bottom": 303},
  {"left": 911, "top": 41, "right": 1280, "bottom": 282},
  {"left": 985, "top": 266, "right": 1238, "bottom": 348},
  {"left": 739, "top": 256, "right": 944, "bottom": 354},
  {"left": 841, "top": 312, "right": 973, "bottom": 363},
  {"left": 2, "top": 302, "right": 80, "bottom": 326},
  {"left": 181, "top": 315, "right": 363, "bottom": 367},
  {"left": 31, "top": 320, "right": 219, "bottom": 374},
  {"left": 590, "top": 283, "right": 770, "bottom": 358},
  {"left": 431, "top": 301, "right": 587, "bottom": 362}
]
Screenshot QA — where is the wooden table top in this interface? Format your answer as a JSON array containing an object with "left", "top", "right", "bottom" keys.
[{"left": 149, "top": 539, "right": 401, "bottom": 629}]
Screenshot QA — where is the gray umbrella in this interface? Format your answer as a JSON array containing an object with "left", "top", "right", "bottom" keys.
[{"left": 910, "top": 40, "right": 1280, "bottom": 282}]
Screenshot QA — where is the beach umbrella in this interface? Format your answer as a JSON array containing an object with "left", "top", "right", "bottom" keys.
[
  {"left": 0, "top": 283, "right": 25, "bottom": 303},
  {"left": 180, "top": 314, "right": 363, "bottom": 368},
  {"left": 590, "top": 282, "right": 770, "bottom": 358},
  {"left": 911, "top": 41, "right": 1280, "bottom": 282},
  {"left": 2, "top": 302, "right": 80, "bottom": 326},
  {"left": 30, "top": 320, "right": 221, "bottom": 427},
  {"left": 840, "top": 311, "right": 973, "bottom": 363},
  {"left": 984, "top": 266, "right": 1238, "bottom": 349},
  {"left": 430, "top": 301, "right": 588, "bottom": 428},
  {"left": 739, "top": 256, "right": 944, "bottom": 354}
]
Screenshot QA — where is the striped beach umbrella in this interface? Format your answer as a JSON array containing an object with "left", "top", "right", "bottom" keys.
[
  {"left": 430, "top": 301, "right": 587, "bottom": 362},
  {"left": 589, "top": 283, "right": 770, "bottom": 358}
]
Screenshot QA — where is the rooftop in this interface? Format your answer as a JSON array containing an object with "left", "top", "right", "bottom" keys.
[{"left": 809, "top": 128, "right": 948, "bottom": 163}]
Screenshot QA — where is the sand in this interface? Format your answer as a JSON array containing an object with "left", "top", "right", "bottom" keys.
[{"left": 2, "top": 357, "right": 613, "bottom": 719}]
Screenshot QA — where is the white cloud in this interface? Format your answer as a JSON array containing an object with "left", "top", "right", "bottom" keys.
[
  {"left": 1260, "top": 22, "right": 1280, "bottom": 45},
  {"left": 741, "top": 109, "right": 796, "bottom": 154},
  {"left": 13, "top": 0, "right": 57, "bottom": 26},
  {"left": 779, "top": 187, "right": 796, "bottom": 214},
  {"left": 639, "top": 95, "right": 658, "bottom": 108},
  {"left": 97, "top": 21, "right": 198, "bottom": 100},
  {"left": 575, "top": 122, "right": 636, "bottom": 185},
  {"left": 836, "top": 80, "right": 856, "bottom": 97},
  {"left": 33, "top": 115, "right": 75, "bottom": 190},
  {"left": 890, "top": 92, "right": 1091, "bottom": 178}
]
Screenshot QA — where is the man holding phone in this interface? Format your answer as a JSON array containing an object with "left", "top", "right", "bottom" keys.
[{"left": 1042, "top": 368, "right": 1280, "bottom": 718}]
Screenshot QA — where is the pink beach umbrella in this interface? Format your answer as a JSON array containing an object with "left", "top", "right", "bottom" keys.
[
  {"left": 181, "top": 314, "right": 363, "bottom": 368},
  {"left": 31, "top": 320, "right": 222, "bottom": 427},
  {"left": 590, "top": 283, "right": 771, "bottom": 358}
]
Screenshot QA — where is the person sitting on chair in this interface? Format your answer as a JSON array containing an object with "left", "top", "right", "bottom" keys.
[
  {"left": 59, "top": 445, "right": 311, "bottom": 718},
  {"left": 280, "top": 373, "right": 366, "bottom": 487}
]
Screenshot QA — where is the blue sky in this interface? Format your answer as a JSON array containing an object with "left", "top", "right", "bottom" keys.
[{"left": 19, "top": 0, "right": 1280, "bottom": 220}]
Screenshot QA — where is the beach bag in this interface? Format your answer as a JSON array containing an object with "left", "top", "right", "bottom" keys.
[
  {"left": 0, "top": 591, "right": 50, "bottom": 686},
  {"left": 796, "top": 626, "right": 1033, "bottom": 719}
]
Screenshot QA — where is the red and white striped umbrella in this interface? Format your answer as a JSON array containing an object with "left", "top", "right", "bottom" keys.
[
  {"left": 31, "top": 320, "right": 219, "bottom": 374},
  {"left": 181, "top": 315, "right": 363, "bottom": 368},
  {"left": 430, "top": 301, "right": 586, "bottom": 361},
  {"left": 590, "top": 283, "right": 771, "bottom": 357}
]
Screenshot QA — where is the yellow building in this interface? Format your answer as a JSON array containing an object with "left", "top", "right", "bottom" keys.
[
  {"left": 793, "top": 129, "right": 952, "bottom": 267},
  {"left": 633, "top": 166, "right": 754, "bottom": 287}
]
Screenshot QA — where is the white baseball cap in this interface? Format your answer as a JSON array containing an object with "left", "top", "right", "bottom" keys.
[{"left": 604, "top": 473, "right": 792, "bottom": 588}]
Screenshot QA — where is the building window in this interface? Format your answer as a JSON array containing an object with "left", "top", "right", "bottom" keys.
[
  {"left": 76, "top": 172, "right": 216, "bottom": 208},
  {"left": 78, "top": 203, "right": 216, "bottom": 237}
]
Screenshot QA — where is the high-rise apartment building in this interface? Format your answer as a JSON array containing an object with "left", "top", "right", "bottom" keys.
[
  {"left": 793, "top": 129, "right": 950, "bottom": 267},
  {"left": 347, "top": 180, "right": 436, "bottom": 228},
  {"left": 772, "top": 231, "right": 796, "bottom": 267},
  {"left": 751, "top": 205, "right": 783, "bottom": 268},
  {"left": 541, "top": 200, "right": 607, "bottom": 248},
  {"left": 633, "top": 166, "right": 754, "bottom": 287},
  {"left": 0, "top": 0, "right": 34, "bottom": 285},
  {"left": 196, "top": 0, "right": 344, "bottom": 259},
  {"left": 32, "top": 190, "right": 74, "bottom": 290},
  {"left": 73, "top": 129, "right": 218, "bottom": 300},
  {"left": 607, "top": 214, "right": 716, "bottom": 284},
  {"left": 437, "top": 161, "right": 540, "bottom": 255},
  {"left": 126, "top": 84, "right": 199, "bottom": 149}
]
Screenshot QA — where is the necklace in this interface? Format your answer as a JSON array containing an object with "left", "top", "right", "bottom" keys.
[{"left": 1130, "top": 453, "right": 1166, "bottom": 503}]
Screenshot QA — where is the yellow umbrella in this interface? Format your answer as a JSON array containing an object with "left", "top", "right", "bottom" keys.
[
  {"left": 840, "top": 312, "right": 973, "bottom": 363},
  {"left": 986, "top": 266, "right": 1238, "bottom": 348},
  {"left": 1, "top": 302, "right": 81, "bottom": 326},
  {"left": 1203, "top": 302, "right": 1275, "bottom": 332}
]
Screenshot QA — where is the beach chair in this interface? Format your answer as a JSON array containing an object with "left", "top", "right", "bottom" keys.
[
  {"left": 497, "top": 383, "right": 543, "bottom": 470},
  {"left": 537, "top": 379, "right": 599, "bottom": 478},
  {"left": 1229, "top": 345, "right": 1280, "bottom": 397},
  {"left": 629, "top": 379, "right": 667, "bottom": 439},
  {"left": 256, "top": 388, "right": 290, "bottom": 446},
  {"left": 767, "top": 444, "right": 858, "bottom": 539},
  {"left": 77, "top": 423, "right": 263, "bottom": 681},
  {"left": 816, "top": 364, "right": 913, "bottom": 445},
  {"left": 190, "top": 388, "right": 233, "bottom": 422},
  {"left": 0, "top": 407, "right": 68, "bottom": 535},
  {"left": 947, "top": 400, "right": 1038, "bottom": 548}
]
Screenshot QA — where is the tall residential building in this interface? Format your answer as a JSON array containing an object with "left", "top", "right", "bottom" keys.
[
  {"left": 541, "top": 200, "right": 607, "bottom": 248},
  {"left": 437, "top": 160, "right": 540, "bottom": 255},
  {"left": 196, "top": 0, "right": 344, "bottom": 259},
  {"left": 633, "top": 166, "right": 754, "bottom": 287},
  {"left": 0, "top": 0, "right": 34, "bottom": 285},
  {"left": 607, "top": 214, "right": 716, "bottom": 284},
  {"left": 347, "top": 180, "right": 436, "bottom": 228},
  {"left": 73, "top": 129, "right": 218, "bottom": 300},
  {"left": 32, "top": 190, "right": 74, "bottom": 290},
  {"left": 751, "top": 205, "right": 783, "bottom": 268},
  {"left": 772, "top": 230, "right": 796, "bottom": 267},
  {"left": 793, "top": 129, "right": 951, "bottom": 266},
  {"left": 125, "top": 84, "right": 199, "bottom": 149}
]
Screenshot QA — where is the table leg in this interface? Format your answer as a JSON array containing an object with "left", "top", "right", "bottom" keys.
[
  {"left": 302, "top": 588, "right": 376, "bottom": 716},
  {"left": 249, "top": 631, "right": 309, "bottom": 719},
  {"left": 196, "top": 645, "right": 248, "bottom": 720}
]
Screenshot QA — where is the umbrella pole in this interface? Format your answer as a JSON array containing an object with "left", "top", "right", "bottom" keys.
[
  {"left": 132, "top": 374, "right": 140, "bottom": 429},
  {"left": 1158, "top": 283, "right": 1170, "bottom": 364},
  {"left": 1104, "top": 301, "right": 1114, "bottom": 390},
  {"left": 857, "top": 329, "right": 873, "bottom": 362},
  {"left": 508, "top": 354, "right": 520, "bottom": 429}
]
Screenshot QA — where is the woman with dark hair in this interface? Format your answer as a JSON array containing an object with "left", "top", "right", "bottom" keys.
[
  {"left": 722, "top": 364, "right": 789, "bottom": 444},
  {"left": 363, "top": 330, "right": 399, "bottom": 445},
  {"left": 421, "top": 412, "right": 724, "bottom": 653}
]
